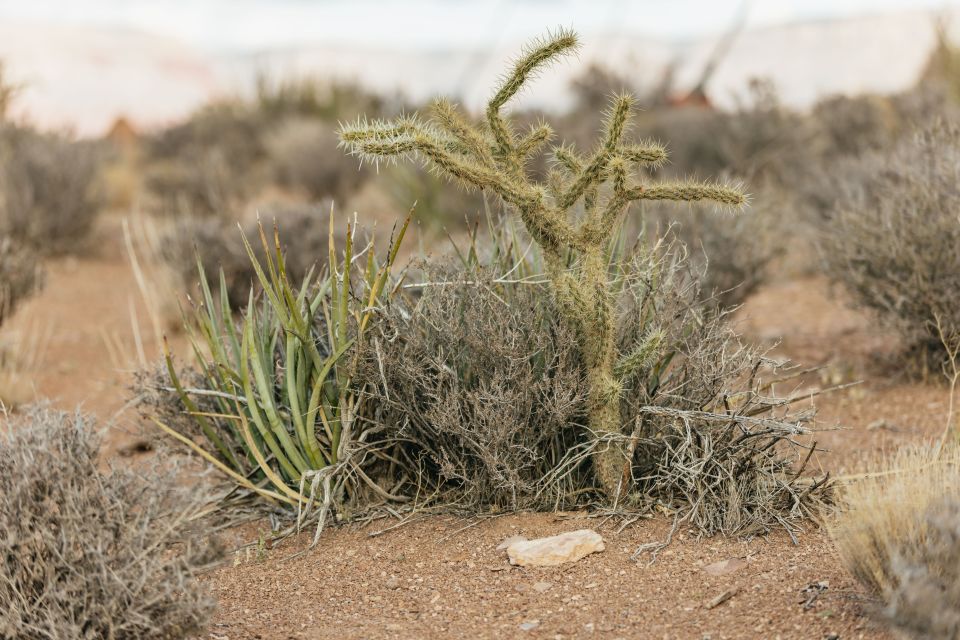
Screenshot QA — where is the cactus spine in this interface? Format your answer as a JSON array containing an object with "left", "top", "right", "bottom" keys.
[{"left": 338, "top": 29, "right": 746, "bottom": 499}]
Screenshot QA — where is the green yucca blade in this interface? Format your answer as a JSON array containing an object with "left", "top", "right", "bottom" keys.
[
  {"left": 246, "top": 310, "right": 312, "bottom": 475},
  {"left": 162, "top": 339, "right": 239, "bottom": 468},
  {"left": 239, "top": 311, "right": 300, "bottom": 482}
]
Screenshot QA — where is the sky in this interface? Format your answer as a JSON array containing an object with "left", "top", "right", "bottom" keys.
[{"left": 0, "top": 0, "right": 957, "bottom": 53}]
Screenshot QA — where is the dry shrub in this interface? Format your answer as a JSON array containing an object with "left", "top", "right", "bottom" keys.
[
  {"left": 637, "top": 80, "right": 815, "bottom": 188},
  {"left": 812, "top": 93, "right": 900, "bottom": 157},
  {"left": 0, "top": 235, "right": 42, "bottom": 326},
  {"left": 363, "top": 265, "right": 587, "bottom": 510},
  {"left": 0, "top": 125, "right": 104, "bottom": 254},
  {"left": 613, "top": 244, "right": 824, "bottom": 535},
  {"left": 828, "top": 447, "right": 960, "bottom": 639},
  {"left": 0, "top": 406, "right": 220, "bottom": 639},
  {"left": 362, "top": 226, "right": 828, "bottom": 533},
  {"left": 142, "top": 81, "right": 396, "bottom": 218},
  {"left": 265, "top": 118, "right": 369, "bottom": 202},
  {"left": 142, "top": 152, "right": 237, "bottom": 218},
  {"left": 381, "top": 162, "right": 485, "bottom": 231},
  {"left": 158, "top": 203, "right": 352, "bottom": 308},
  {"left": 821, "top": 121, "right": 960, "bottom": 360}
]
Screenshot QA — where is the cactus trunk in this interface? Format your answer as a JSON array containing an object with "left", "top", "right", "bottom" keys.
[{"left": 550, "top": 247, "right": 629, "bottom": 499}]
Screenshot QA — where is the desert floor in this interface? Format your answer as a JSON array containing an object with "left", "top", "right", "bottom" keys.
[{"left": 9, "top": 214, "right": 945, "bottom": 639}]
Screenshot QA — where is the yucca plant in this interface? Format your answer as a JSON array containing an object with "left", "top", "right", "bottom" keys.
[
  {"left": 155, "top": 212, "right": 409, "bottom": 537},
  {"left": 339, "top": 28, "right": 746, "bottom": 499}
]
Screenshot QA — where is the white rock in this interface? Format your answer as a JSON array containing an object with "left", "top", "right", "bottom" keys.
[
  {"left": 506, "top": 529, "right": 605, "bottom": 567},
  {"left": 496, "top": 534, "right": 527, "bottom": 551}
]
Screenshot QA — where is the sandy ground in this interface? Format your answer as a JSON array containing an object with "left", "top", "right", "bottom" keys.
[{"left": 6, "top": 215, "right": 952, "bottom": 639}]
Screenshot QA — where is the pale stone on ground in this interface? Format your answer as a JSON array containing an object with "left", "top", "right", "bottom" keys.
[{"left": 506, "top": 529, "right": 605, "bottom": 567}]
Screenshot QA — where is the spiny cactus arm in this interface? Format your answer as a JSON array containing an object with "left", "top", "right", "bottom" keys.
[
  {"left": 339, "top": 115, "right": 425, "bottom": 146},
  {"left": 431, "top": 99, "right": 494, "bottom": 166},
  {"left": 555, "top": 95, "right": 634, "bottom": 210},
  {"left": 516, "top": 122, "right": 554, "bottom": 163},
  {"left": 486, "top": 29, "right": 579, "bottom": 158},
  {"left": 552, "top": 143, "right": 584, "bottom": 172},
  {"left": 340, "top": 118, "right": 504, "bottom": 192},
  {"left": 621, "top": 141, "right": 668, "bottom": 167},
  {"left": 631, "top": 182, "right": 747, "bottom": 207},
  {"left": 595, "top": 179, "right": 747, "bottom": 235},
  {"left": 518, "top": 203, "right": 581, "bottom": 255},
  {"left": 614, "top": 329, "right": 665, "bottom": 380}
]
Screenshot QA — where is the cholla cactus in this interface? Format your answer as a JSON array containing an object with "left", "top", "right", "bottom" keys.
[{"left": 338, "top": 29, "right": 746, "bottom": 499}]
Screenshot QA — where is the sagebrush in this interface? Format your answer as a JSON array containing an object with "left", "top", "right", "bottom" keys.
[
  {"left": 0, "top": 235, "right": 42, "bottom": 326},
  {"left": 821, "top": 121, "right": 960, "bottom": 364},
  {"left": 0, "top": 407, "right": 219, "bottom": 639},
  {"left": 0, "top": 125, "right": 103, "bottom": 255}
]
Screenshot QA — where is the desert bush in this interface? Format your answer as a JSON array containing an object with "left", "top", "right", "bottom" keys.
[
  {"left": 0, "top": 406, "right": 219, "bottom": 639},
  {"left": 812, "top": 93, "right": 900, "bottom": 157},
  {"left": 142, "top": 151, "right": 237, "bottom": 218},
  {"left": 829, "top": 447, "right": 960, "bottom": 639},
  {"left": 158, "top": 202, "right": 355, "bottom": 308},
  {"left": 142, "top": 101, "right": 268, "bottom": 217},
  {"left": 0, "top": 235, "right": 42, "bottom": 325},
  {"left": 363, "top": 262, "right": 587, "bottom": 510},
  {"left": 265, "top": 118, "right": 370, "bottom": 202},
  {"left": 142, "top": 81, "right": 398, "bottom": 218},
  {"left": 0, "top": 125, "right": 104, "bottom": 254},
  {"left": 382, "top": 162, "right": 486, "bottom": 231},
  {"left": 151, "top": 214, "right": 410, "bottom": 539},
  {"left": 339, "top": 28, "right": 750, "bottom": 498},
  {"left": 254, "top": 76, "right": 394, "bottom": 123},
  {"left": 360, "top": 218, "right": 827, "bottom": 532},
  {"left": 0, "top": 62, "right": 15, "bottom": 120},
  {"left": 821, "top": 121, "right": 960, "bottom": 361}
]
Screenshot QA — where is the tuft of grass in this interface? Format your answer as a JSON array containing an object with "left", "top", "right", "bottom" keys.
[
  {"left": 0, "top": 406, "right": 220, "bottom": 639},
  {"left": 829, "top": 446, "right": 960, "bottom": 638},
  {"left": 829, "top": 446, "right": 960, "bottom": 594}
]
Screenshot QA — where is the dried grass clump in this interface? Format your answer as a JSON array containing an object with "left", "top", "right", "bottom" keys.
[
  {"left": 821, "top": 121, "right": 960, "bottom": 361},
  {"left": 0, "top": 235, "right": 42, "bottom": 325},
  {"left": 885, "top": 499, "right": 960, "bottom": 639},
  {"left": 0, "top": 125, "right": 104, "bottom": 255},
  {"left": 0, "top": 406, "right": 219, "bottom": 639},
  {"left": 828, "top": 447, "right": 960, "bottom": 639}
]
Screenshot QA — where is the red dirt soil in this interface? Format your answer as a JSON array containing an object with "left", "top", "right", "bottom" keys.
[{"left": 7, "top": 216, "right": 950, "bottom": 639}]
